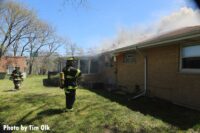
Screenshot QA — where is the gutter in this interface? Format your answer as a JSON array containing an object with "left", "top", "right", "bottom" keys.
[
  {"left": 114, "top": 45, "right": 136, "bottom": 54},
  {"left": 114, "top": 31, "right": 200, "bottom": 54},
  {"left": 137, "top": 32, "right": 200, "bottom": 49}
]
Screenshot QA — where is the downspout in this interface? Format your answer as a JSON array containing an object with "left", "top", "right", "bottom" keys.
[
  {"left": 129, "top": 47, "right": 147, "bottom": 100},
  {"left": 88, "top": 59, "right": 91, "bottom": 74},
  {"left": 144, "top": 55, "right": 147, "bottom": 95},
  {"left": 113, "top": 54, "right": 118, "bottom": 86}
]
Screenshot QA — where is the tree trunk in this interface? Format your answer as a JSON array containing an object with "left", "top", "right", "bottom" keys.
[
  {"left": 0, "top": 49, "right": 2, "bottom": 59},
  {"left": 14, "top": 49, "right": 17, "bottom": 56},
  {"left": 28, "top": 63, "right": 33, "bottom": 75}
]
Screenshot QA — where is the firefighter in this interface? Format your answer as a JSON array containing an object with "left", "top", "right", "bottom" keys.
[
  {"left": 60, "top": 57, "right": 81, "bottom": 112},
  {"left": 10, "top": 67, "right": 23, "bottom": 90}
]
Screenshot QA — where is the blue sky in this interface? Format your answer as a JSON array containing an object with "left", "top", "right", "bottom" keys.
[{"left": 15, "top": 0, "right": 191, "bottom": 53}]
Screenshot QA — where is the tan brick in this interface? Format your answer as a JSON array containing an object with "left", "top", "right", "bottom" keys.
[{"left": 146, "top": 44, "right": 200, "bottom": 110}]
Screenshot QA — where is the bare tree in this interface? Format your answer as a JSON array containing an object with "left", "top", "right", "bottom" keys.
[
  {"left": 19, "top": 32, "right": 34, "bottom": 56},
  {"left": 0, "top": 1, "right": 34, "bottom": 58},
  {"left": 34, "top": 52, "right": 60, "bottom": 75},
  {"left": 0, "top": 1, "right": 68, "bottom": 75},
  {"left": 0, "top": 1, "right": 5, "bottom": 15},
  {"left": 11, "top": 37, "right": 20, "bottom": 56},
  {"left": 64, "top": 39, "right": 83, "bottom": 57},
  {"left": 34, "top": 35, "right": 62, "bottom": 74},
  {"left": 26, "top": 21, "right": 63, "bottom": 75},
  {"left": 62, "top": 0, "right": 88, "bottom": 8},
  {"left": 27, "top": 21, "right": 52, "bottom": 74}
]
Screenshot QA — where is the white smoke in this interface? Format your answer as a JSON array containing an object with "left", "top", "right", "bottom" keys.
[
  {"left": 155, "top": 7, "right": 200, "bottom": 33},
  {"left": 97, "top": 7, "right": 200, "bottom": 52}
]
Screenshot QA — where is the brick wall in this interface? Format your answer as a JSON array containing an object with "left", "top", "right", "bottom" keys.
[
  {"left": 146, "top": 44, "right": 200, "bottom": 110},
  {"left": 116, "top": 51, "right": 144, "bottom": 93},
  {"left": 0, "top": 56, "right": 27, "bottom": 73},
  {"left": 80, "top": 43, "right": 200, "bottom": 110},
  {"left": 100, "top": 67, "right": 116, "bottom": 84},
  {"left": 114, "top": 44, "right": 200, "bottom": 110}
]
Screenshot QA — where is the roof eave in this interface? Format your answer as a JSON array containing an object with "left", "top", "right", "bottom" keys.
[
  {"left": 113, "top": 45, "right": 136, "bottom": 54},
  {"left": 113, "top": 30, "right": 200, "bottom": 54},
  {"left": 137, "top": 31, "right": 200, "bottom": 49}
]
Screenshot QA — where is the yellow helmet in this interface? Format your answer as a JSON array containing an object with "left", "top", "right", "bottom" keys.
[
  {"left": 66, "top": 57, "right": 74, "bottom": 61},
  {"left": 15, "top": 66, "right": 20, "bottom": 69}
]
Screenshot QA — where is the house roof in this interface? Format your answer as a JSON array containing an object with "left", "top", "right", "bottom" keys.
[{"left": 113, "top": 25, "right": 200, "bottom": 53}]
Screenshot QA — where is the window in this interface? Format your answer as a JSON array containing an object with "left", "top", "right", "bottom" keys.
[
  {"left": 7, "top": 65, "right": 14, "bottom": 74},
  {"left": 90, "top": 59, "right": 98, "bottom": 73},
  {"left": 80, "top": 60, "right": 89, "bottom": 74},
  {"left": 181, "top": 44, "right": 200, "bottom": 72},
  {"left": 105, "top": 56, "right": 113, "bottom": 67},
  {"left": 123, "top": 52, "right": 136, "bottom": 63}
]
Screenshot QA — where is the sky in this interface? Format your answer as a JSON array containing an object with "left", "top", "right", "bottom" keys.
[{"left": 13, "top": 0, "right": 199, "bottom": 54}]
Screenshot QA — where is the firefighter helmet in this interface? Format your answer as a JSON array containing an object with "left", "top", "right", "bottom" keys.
[
  {"left": 15, "top": 66, "right": 20, "bottom": 70},
  {"left": 66, "top": 57, "right": 74, "bottom": 61},
  {"left": 66, "top": 57, "right": 75, "bottom": 66}
]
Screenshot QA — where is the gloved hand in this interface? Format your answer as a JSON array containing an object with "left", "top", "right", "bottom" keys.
[
  {"left": 60, "top": 80, "right": 64, "bottom": 89},
  {"left": 59, "top": 83, "right": 64, "bottom": 89}
]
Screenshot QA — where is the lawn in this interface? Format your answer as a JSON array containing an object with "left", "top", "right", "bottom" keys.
[{"left": 0, "top": 76, "right": 200, "bottom": 133}]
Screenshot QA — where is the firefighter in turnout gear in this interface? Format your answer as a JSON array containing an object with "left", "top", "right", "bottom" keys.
[
  {"left": 60, "top": 57, "right": 81, "bottom": 112},
  {"left": 10, "top": 67, "right": 23, "bottom": 90}
]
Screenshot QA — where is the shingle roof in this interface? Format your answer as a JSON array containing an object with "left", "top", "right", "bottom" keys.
[
  {"left": 147, "top": 26, "right": 200, "bottom": 41},
  {"left": 113, "top": 25, "right": 200, "bottom": 53}
]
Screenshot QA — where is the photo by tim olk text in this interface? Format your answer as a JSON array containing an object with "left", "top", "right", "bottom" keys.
[{"left": 3, "top": 124, "right": 50, "bottom": 132}]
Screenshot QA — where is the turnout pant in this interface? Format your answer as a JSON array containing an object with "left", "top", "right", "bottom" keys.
[
  {"left": 65, "top": 89, "right": 76, "bottom": 109},
  {"left": 13, "top": 80, "right": 20, "bottom": 89}
]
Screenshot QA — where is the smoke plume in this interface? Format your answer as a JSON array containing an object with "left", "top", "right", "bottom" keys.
[{"left": 97, "top": 7, "right": 200, "bottom": 52}]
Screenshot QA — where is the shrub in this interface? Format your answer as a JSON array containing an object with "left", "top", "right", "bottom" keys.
[{"left": 0, "top": 72, "right": 6, "bottom": 79}]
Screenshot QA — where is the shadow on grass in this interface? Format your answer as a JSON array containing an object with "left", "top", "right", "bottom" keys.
[
  {"left": 25, "top": 108, "right": 64, "bottom": 125},
  {"left": 0, "top": 105, "right": 12, "bottom": 112},
  {"left": 12, "top": 93, "right": 61, "bottom": 105},
  {"left": 16, "top": 108, "right": 64, "bottom": 125},
  {"left": 37, "top": 108, "right": 63, "bottom": 116},
  {"left": 85, "top": 88, "right": 200, "bottom": 130},
  {"left": 3, "top": 89, "right": 18, "bottom": 92},
  {"left": 16, "top": 104, "right": 47, "bottom": 125},
  {"left": 14, "top": 94, "right": 63, "bottom": 125}
]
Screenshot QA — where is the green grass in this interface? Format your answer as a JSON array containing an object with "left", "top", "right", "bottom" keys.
[{"left": 0, "top": 76, "right": 200, "bottom": 133}]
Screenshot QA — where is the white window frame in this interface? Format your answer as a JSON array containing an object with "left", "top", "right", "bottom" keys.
[
  {"left": 180, "top": 43, "right": 200, "bottom": 74},
  {"left": 7, "top": 65, "right": 14, "bottom": 74}
]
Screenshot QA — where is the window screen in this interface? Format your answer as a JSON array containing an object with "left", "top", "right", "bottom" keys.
[
  {"left": 80, "top": 60, "right": 89, "bottom": 74},
  {"left": 90, "top": 59, "right": 99, "bottom": 73},
  {"left": 7, "top": 65, "right": 14, "bottom": 74},
  {"left": 181, "top": 45, "right": 200, "bottom": 69}
]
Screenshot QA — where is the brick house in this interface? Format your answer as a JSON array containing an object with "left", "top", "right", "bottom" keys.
[
  {"left": 107, "top": 26, "right": 200, "bottom": 110},
  {"left": 0, "top": 56, "right": 27, "bottom": 74},
  {"left": 84, "top": 26, "right": 200, "bottom": 110}
]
